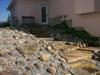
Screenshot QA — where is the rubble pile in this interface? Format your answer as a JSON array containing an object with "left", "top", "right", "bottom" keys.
[{"left": 0, "top": 28, "right": 99, "bottom": 75}]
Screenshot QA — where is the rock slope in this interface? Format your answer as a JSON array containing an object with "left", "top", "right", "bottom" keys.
[{"left": 0, "top": 28, "right": 99, "bottom": 75}]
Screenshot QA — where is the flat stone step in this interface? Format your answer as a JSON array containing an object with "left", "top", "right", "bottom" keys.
[
  {"left": 52, "top": 41, "right": 67, "bottom": 45},
  {"left": 50, "top": 41, "right": 80, "bottom": 52},
  {"left": 37, "top": 38, "right": 54, "bottom": 41},
  {"left": 69, "top": 60, "right": 96, "bottom": 69},
  {"left": 64, "top": 50, "right": 92, "bottom": 63},
  {"left": 77, "top": 47, "right": 100, "bottom": 53}
]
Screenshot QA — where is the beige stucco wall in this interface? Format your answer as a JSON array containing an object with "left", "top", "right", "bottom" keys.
[
  {"left": 75, "top": 0, "right": 95, "bottom": 14},
  {"left": 9, "top": 0, "right": 100, "bottom": 36},
  {"left": 16, "top": 0, "right": 48, "bottom": 24},
  {"left": 48, "top": 0, "right": 100, "bottom": 36},
  {"left": 75, "top": 0, "right": 100, "bottom": 14},
  {"left": 94, "top": 0, "right": 100, "bottom": 12}
]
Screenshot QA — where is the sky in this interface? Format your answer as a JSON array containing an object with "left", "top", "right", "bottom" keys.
[{"left": 0, "top": 0, "right": 11, "bottom": 22}]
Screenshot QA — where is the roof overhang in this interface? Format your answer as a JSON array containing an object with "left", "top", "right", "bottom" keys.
[{"left": 7, "top": 0, "right": 16, "bottom": 10}]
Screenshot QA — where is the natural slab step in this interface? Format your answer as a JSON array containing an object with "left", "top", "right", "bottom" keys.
[
  {"left": 70, "top": 60, "right": 96, "bottom": 69},
  {"left": 70, "top": 61, "right": 83, "bottom": 68},
  {"left": 53, "top": 41, "right": 67, "bottom": 44},
  {"left": 62, "top": 46, "right": 80, "bottom": 53},
  {"left": 37, "top": 38, "right": 54, "bottom": 41},
  {"left": 77, "top": 47, "right": 100, "bottom": 53},
  {"left": 51, "top": 42, "right": 79, "bottom": 51},
  {"left": 64, "top": 51, "right": 92, "bottom": 63}
]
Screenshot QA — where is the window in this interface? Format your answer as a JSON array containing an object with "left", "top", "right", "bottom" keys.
[{"left": 41, "top": 7, "right": 47, "bottom": 22}]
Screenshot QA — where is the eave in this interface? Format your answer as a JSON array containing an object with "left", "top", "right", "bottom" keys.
[{"left": 7, "top": 0, "right": 16, "bottom": 10}]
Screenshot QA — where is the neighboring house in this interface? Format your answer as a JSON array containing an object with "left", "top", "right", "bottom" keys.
[{"left": 7, "top": 0, "right": 100, "bottom": 36}]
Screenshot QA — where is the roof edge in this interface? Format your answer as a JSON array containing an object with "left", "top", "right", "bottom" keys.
[{"left": 7, "top": 0, "right": 16, "bottom": 10}]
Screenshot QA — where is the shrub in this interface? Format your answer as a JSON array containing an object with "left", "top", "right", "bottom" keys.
[
  {"left": 73, "top": 30, "right": 90, "bottom": 38},
  {"left": 54, "top": 20, "right": 72, "bottom": 33},
  {"left": 54, "top": 20, "right": 99, "bottom": 46},
  {"left": 0, "top": 22, "right": 11, "bottom": 28}
]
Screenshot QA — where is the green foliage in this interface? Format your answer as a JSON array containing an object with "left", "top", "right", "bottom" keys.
[
  {"left": 54, "top": 20, "right": 99, "bottom": 46},
  {"left": 0, "top": 22, "right": 11, "bottom": 28},
  {"left": 54, "top": 20, "right": 69, "bottom": 33},
  {"left": 54, "top": 20, "right": 73, "bottom": 34},
  {"left": 73, "top": 30, "right": 90, "bottom": 38},
  {"left": 0, "top": 22, "right": 16, "bottom": 30}
]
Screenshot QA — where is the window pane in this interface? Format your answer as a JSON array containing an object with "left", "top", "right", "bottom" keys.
[{"left": 41, "top": 7, "right": 47, "bottom": 22}]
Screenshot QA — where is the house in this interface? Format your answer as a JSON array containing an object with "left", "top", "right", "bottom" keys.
[{"left": 7, "top": 0, "right": 100, "bottom": 37}]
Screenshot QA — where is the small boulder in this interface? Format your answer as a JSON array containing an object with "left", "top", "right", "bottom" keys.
[
  {"left": 38, "top": 53, "right": 51, "bottom": 61},
  {"left": 46, "top": 66, "right": 56, "bottom": 75}
]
